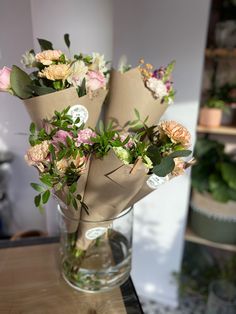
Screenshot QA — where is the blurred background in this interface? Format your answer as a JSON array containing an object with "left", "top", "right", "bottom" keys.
[{"left": 0, "top": 0, "right": 236, "bottom": 313}]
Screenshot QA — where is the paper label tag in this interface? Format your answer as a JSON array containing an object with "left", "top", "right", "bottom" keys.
[
  {"left": 85, "top": 227, "right": 107, "bottom": 240},
  {"left": 146, "top": 174, "right": 169, "bottom": 189},
  {"left": 68, "top": 104, "right": 89, "bottom": 127}
]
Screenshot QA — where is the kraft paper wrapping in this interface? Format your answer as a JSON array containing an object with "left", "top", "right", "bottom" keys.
[
  {"left": 76, "top": 150, "right": 148, "bottom": 250},
  {"left": 104, "top": 68, "right": 169, "bottom": 129},
  {"left": 55, "top": 158, "right": 91, "bottom": 233},
  {"left": 23, "top": 87, "right": 108, "bottom": 129}
]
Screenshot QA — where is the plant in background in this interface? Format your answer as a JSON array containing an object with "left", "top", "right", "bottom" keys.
[
  {"left": 191, "top": 138, "right": 236, "bottom": 202},
  {"left": 215, "top": 83, "right": 236, "bottom": 104},
  {"left": 203, "top": 98, "right": 228, "bottom": 112}
]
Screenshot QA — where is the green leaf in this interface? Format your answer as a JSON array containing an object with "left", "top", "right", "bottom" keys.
[
  {"left": 30, "top": 122, "right": 36, "bottom": 134},
  {"left": 72, "top": 197, "right": 78, "bottom": 210},
  {"left": 169, "top": 150, "right": 192, "bottom": 158},
  {"left": 147, "top": 145, "right": 161, "bottom": 165},
  {"left": 10, "top": 65, "right": 32, "bottom": 99},
  {"left": 31, "top": 183, "right": 45, "bottom": 193},
  {"left": 134, "top": 108, "right": 140, "bottom": 120},
  {"left": 29, "top": 85, "right": 55, "bottom": 96},
  {"left": 153, "top": 156, "right": 175, "bottom": 177},
  {"left": 37, "top": 38, "right": 53, "bottom": 51},
  {"left": 221, "top": 163, "right": 236, "bottom": 190},
  {"left": 209, "top": 174, "right": 230, "bottom": 203},
  {"left": 64, "top": 33, "right": 70, "bottom": 49},
  {"left": 42, "top": 190, "right": 50, "bottom": 204},
  {"left": 49, "top": 144, "right": 56, "bottom": 161},
  {"left": 69, "top": 182, "right": 77, "bottom": 194},
  {"left": 40, "top": 174, "right": 53, "bottom": 187},
  {"left": 34, "top": 194, "right": 41, "bottom": 207}
]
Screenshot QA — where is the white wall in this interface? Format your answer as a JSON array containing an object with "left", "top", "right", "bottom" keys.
[
  {"left": 112, "top": 0, "right": 210, "bottom": 306},
  {"left": 0, "top": 0, "right": 46, "bottom": 234}
]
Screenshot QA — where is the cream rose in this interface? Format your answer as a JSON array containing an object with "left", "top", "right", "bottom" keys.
[
  {"left": 172, "top": 158, "right": 185, "bottom": 176},
  {"left": 39, "top": 64, "right": 70, "bottom": 81},
  {"left": 159, "top": 121, "right": 191, "bottom": 148},
  {"left": 35, "top": 50, "right": 62, "bottom": 65}
]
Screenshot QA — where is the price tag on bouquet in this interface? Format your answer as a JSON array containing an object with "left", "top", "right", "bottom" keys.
[
  {"left": 68, "top": 104, "right": 89, "bottom": 127},
  {"left": 146, "top": 174, "right": 169, "bottom": 189}
]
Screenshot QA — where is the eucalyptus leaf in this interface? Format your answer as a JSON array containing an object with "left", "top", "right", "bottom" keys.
[
  {"left": 10, "top": 65, "right": 32, "bottom": 99},
  {"left": 29, "top": 85, "right": 55, "bottom": 96},
  {"left": 169, "top": 150, "right": 192, "bottom": 158},
  {"left": 147, "top": 145, "right": 161, "bottom": 165},
  {"left": 34, "top": 194, "right": 41, "bottom": 207},
  {"left": 153, "top": 156, "right": 175, "bottom": 177}
]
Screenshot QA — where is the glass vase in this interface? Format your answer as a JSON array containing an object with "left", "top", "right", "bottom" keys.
[{"left": 58, "top": 205, "right": 133, "bottom": 293}]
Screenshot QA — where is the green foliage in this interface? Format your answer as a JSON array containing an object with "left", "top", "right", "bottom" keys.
[
  {"left": 163, "top": 60, "right": 176, "bottom": 82},
  {"left": 153, "top": 156, "right": 175, "bottom": 177},
  {"left": 191, "top": 138, "right": 236, "bottom": 203},
  {"left": 204, "top": 98, "right": 226, "bottom": 110},
  {"left": 29, "top": 85, "right": 55, "bottom": 96},
  {"left": 37, "top": 38, "right": 53, "bottom": 51},
  {"left": 10, "top": 65, "right": 32, "bottom": 99},
  {"left": 64, "top": 33, "right": 70, "bottom": 49}
]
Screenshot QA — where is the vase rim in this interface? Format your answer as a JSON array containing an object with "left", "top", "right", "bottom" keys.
[{"left": 57, "top": 205, "right": 133, "bottom": 223}]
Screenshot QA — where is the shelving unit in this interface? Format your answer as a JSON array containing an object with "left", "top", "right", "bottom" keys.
[
  {"left": 205, "top": 48, "right": 236, "bottom": 59},
  {"left": 197, "top": 125, "right": 236, "bottom": 136},
  {"left": 185, "top": 226, "right": 236, "bottom": 253}
]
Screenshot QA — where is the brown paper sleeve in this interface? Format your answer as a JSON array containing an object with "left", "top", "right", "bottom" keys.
[
  {"left": 23, "top": 87, "right": 108, "bottom": 129},
  {"left": 104, "top": 68, "right": 168, "bottom": 129},
  {"left": 54, "top": 158, "right": 91, "bottom": 233},
  {"left": 76, "top": 150, "right": 148, "bottom": 250}
]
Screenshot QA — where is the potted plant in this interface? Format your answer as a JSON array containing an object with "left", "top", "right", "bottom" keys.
[
  {"left": 191, "top": 138, "right": 236, "bottom": 244},
  {"left": 199, "top": 98, "right": 226, "bottom": 127}
]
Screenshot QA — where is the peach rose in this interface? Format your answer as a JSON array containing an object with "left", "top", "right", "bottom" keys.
[
  {"left": 35, "top": 50, "right": 62, "bottom": 65},
  {"left": 39, "top": 64, "right": 70, "bottom": 81},
  {"left": 86, "top": 70, "right": 106, "bottom": 91},
  {"left": 159, "top": 121, "right": 191, "bottom": 148},
  {"left": 25, "top": 141, "right": 50, "bottom": 172}
]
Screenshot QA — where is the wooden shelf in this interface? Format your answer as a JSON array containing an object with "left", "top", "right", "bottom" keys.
[
  {"left": 185, "top": 226, "right": 236, "bottom": 253},
  {"left": 197, "top": 125, "right": 236, "bottom": 136},
  {"left": 206, "top": 48, "right": 236, "bottom": 59}
]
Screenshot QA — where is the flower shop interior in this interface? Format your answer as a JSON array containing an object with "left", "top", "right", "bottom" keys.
[{"left": 0, "top": 0, "right": 236, "bottom": 313}]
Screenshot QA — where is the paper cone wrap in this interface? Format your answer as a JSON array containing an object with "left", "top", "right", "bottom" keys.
[
  {"left": 23, "top": 87, "right": 108, "bottom": 129},
  {"left": 76, "top": 150, "right": 148, "bottom": 250},
  {"left": 104, "top": 68, "right": 169, "bottom": 129},
  {"left": 55, "top": 159, "right": 90, "bottom": 233}
]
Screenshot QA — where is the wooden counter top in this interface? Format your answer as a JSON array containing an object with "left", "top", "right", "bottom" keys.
[{"left": 0, "top": 240, "right": 143, "bottom": 314}]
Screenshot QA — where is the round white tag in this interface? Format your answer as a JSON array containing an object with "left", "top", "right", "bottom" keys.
[
  {"left": 85, "top": 227, "right": 107, "bottom": 240},
  {"left": 68, "top": 104, "right": 89, "bottom": 127},
  {"left": 146, "top": 174, "right": 169, "bottom": 189}
]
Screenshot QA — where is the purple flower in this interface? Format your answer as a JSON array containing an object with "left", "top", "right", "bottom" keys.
[
  {"left": 153, "top": 67, "right": 165, "bottom": 80},
  {"left": 77, "top": 128, "right": 96, "bottom": 146},
  {"left": 165, "top": 80, "right": 172, "bottom": 92},
  {"left": 52, "top": 130, "right": 73, "bottom": 146}
]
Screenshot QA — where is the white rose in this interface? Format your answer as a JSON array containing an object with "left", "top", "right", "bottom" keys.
[{"left": 146, "top": 77, "right": 168, "bottom": 99}]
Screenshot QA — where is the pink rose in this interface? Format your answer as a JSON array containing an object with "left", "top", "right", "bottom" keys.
[
  {"left": 86, "top": 71, "right": 106, "bottom": 91},
  {"left": 52, "top": 130, "right": 73, "bottom": 146},
  {"left": 0, "top": 66, "right": 11, "bottom": 92},
  {"left": 77, "top": 128, "right": 96, "bottom": 146},
  {"left": 119, "top": 133, "right": 135, "bottom": 149}
]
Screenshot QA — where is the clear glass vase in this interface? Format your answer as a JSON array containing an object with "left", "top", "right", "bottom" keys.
[{"left": 58, "top": 205, "right": 133, "bottom": 293}]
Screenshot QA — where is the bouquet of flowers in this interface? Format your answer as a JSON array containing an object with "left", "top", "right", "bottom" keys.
[
  {"left": 105, "top": 59, "right": 175, "bottom": 129},
  {"left": 1, "top": 40, "right": 195, "bottom": 290},
  {"left": 0, "top": 34, "right": 109, "bottom": 129}
]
